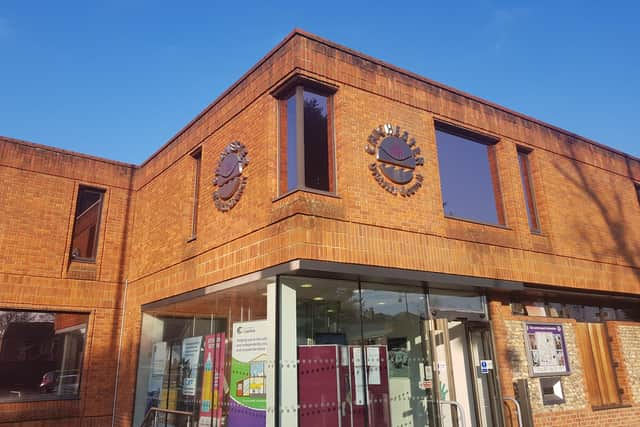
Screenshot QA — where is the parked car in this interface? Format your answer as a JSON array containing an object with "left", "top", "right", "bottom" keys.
[{"left": 39, "top": 370, "right": 80, "bottom": 395}]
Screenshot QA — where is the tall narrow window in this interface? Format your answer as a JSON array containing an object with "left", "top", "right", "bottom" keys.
[
  {"left": 189, "top": 148, "right": 202, "bottom": 241},
  {"left": 517, "top": 148, "right": 541, "bottom": 232},
  {"left": 635, "top": 182, "right": 640, "bottom": 206},
  {"left": 277, "top": 79, "right": 335, "bottom": 194},
  {"left": 435, "top": 122, "right": 505, "bottom": 225},
  {"left": 70, "top": 187, "right": 104, "bottom": 261}
]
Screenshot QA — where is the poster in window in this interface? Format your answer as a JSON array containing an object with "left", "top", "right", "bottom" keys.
[
  {"left": 199, "top": 333, "right": 226, "bottom": 427},
  {"left": 181, "top": 336, "right": 202, "bottom": 396},
  {"left": 146, "top": 341, "right": 167, "bottom": 412},
  {"left": 227, "top": 320, "right": 268, "bottom": 427},
  {"left": 524, "top": 323, "right": 570, "bottom": 377},
  {"left": 387, "top": 337, "right": 409, "bottom": 378}
]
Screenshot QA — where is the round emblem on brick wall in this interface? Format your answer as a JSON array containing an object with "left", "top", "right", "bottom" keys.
[
  {"left": 365, "top": 124, "right": 424, "bottom": 196},
  {"left": 213, "top": 141, "right": 249, "bottom": 212}
]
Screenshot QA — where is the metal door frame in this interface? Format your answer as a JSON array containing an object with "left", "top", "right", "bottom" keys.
[
  {"left": 465, "top": 321, "right": 504, "bottom": 427},
  {"left": 429, "top": 315, "right": 505, "bottom": 427}
]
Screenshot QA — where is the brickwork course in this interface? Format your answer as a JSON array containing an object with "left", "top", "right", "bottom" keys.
[{"left": 1, "top": 29, "right": 639, "bottom": 426}]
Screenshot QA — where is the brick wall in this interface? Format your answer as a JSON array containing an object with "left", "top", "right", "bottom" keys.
[
  {"left": 0, "top": 137, "right": 134, "bottom": 426},
  {"left": 616, "top": 323, "right": 640, "bottom": 402}
]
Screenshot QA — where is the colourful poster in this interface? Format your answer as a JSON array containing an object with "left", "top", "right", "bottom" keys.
[
  {"left": 199, "top": 333, "right": 226, "bottom": 427},
  {"left": 199, "top": 336, "right": 216, "bottom": 426},
  {"left": 227, "top": 320, "right": 268, "bottom": 427},
  {"left": 181, "top": 336, "right": 202, "bottom": 397}
]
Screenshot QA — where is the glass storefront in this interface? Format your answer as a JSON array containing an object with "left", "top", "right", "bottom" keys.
[
  {"left": 133, "top": 275, "right": 497, "bottom": 427},
  {"left": 133, "top": 278, "right": 276, "bottom": 427},
  {"left": 279, "top": 277, "right": 437, "bottom": 427}
]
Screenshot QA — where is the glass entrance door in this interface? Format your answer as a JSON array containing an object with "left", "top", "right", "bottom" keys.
[
  {"left": 430, "top": 318, "right": 502, "bottom": 427},
  {"left": 360, "top": 283, "right": 438, "bottom": 427}
]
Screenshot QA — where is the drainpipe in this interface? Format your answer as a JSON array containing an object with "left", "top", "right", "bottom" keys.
[{"left": 112, "top": 278, "right": 129, "bottom": 427}]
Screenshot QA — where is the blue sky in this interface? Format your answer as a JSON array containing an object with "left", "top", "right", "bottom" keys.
[{"left": 1, "top": 1, "right": 638, "bottom": 163}]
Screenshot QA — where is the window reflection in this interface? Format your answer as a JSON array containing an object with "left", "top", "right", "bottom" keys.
[
  {"left": 435, "top": 125, "right": 503, "bottom": 225},
  {"left": 429, "top": 289, "right": 485, "bottom": 314},
  {"left": 279, "top": 85, "right": 333, "bottom": 194},
  {"left": 0, "top": 310, "right": 88, "bottom": 402},
  {"left": 517, "top": 149, "right": 541, "bottom": 232},
  {"left": 133, "top": 280, "right": 275, "bottom": 427},
  {"left": 70, "top": 187, "right": 104, "bottom": 260},
  {"left": 279, "top": 277, "right": 436, "bottom": 427},
  {"left": 286, "top": 95, "right": 297, "bottom": 191},
  {"left": 303, "top": 91, "right": 330, "bottom": 191}
]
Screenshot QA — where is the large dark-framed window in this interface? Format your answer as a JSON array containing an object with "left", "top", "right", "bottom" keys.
[
  {"left": 517, "top": 147, "right": 541, "bottom": 233},
  {"left": 275, "top": 76, "right": 337, "bottom": 195},
  {"left": 435, "top": 122, "right": 505, "bottom": 225},
  {"left": 0, "top": 309, "right": 89, "bottom": 402},
  {"left": 70, "top": 186, "right": 105, "bottom": 262}
]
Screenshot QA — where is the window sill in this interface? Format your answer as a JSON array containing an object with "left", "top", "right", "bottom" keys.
[
  {"left": 444, "top": 215, "right": 510, "bottom": 230},
  {"left": 273, "top": 187, "right": 340, "bottom": 202},
  {"left": 591, "top": 403, "right": 631, "bottom": 411},
  {"left": 67, "top": 260, "right": 98, "bottom": 280},
  {"left": 0, "top": 394, "right": 81, "bottom": 404},
  {"left": 69, "top": 257, "right": 97, "bottom": 264}
]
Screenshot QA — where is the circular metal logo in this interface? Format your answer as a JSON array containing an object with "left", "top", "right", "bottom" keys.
[
  {"left": 365, "top": 124, "right": 424, "bottom": 196},
  {"left": 213, "top": 141, "right": 249, "bottom": 211}
]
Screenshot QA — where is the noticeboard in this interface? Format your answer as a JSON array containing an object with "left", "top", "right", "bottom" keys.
[{"left": 524, "top": 323, "right": 570, "bottom": 377}]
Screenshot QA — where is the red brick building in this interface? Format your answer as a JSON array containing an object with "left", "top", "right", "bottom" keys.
[{"left": 1, "top": 30, "right": 640, "bottom": 427}]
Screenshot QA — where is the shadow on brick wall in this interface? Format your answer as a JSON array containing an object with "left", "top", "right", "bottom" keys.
[{"left": 553, "top": 142, "right": 640, "bottom": 283}]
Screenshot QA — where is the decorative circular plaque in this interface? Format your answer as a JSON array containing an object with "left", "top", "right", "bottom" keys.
[
  {"left": 365, "top": 124, "right": 424, "bottom": 196},
  {"left": 213, "top": 141, "right": 249, "bottom": 212}
]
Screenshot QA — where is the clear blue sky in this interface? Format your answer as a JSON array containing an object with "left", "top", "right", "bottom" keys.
[{"left": 1, "top": 1, "right": 638, "bottom": 164}]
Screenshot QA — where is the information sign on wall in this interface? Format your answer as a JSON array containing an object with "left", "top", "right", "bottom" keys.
[{"left": 524, "top": 323, "right": 570, "bottom": 377}]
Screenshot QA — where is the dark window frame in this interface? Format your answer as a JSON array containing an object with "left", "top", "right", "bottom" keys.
[
  {"left": 635, "top": 182, "right": 640, "bottom": 207},
  {"left": 434, "top": 121, "right": 506, "bottom": 226},
  {"left": 70, "top": 186, "right": 105, "bottom": 263},
  {"left": 188, "top": 148, "right": 202, "bottom": 242},
  {"left": 274, "top": 76, "right": 337, "bottom": 196},
  {"left": 517, "top": 147, "right": 541, "bottom": 233}
]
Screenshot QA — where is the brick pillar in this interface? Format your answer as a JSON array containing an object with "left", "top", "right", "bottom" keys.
[{"left": 488, "top": 296, "right": 518, "bottom": 427}]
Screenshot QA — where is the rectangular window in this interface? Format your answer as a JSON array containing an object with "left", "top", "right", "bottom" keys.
[
  {"left": 435, "top": 123, "right": 504, "bottom": 225},
  {"left": 70, "top": 187, "right": 104, "bottom": 261},
  {"left": 517, "top": 148, "right": 541, "bottom": 232},
  {"left": 575, "top": 322, "right": 621, "bottom": 407},
  {"left": 0, "top": 309, "right": 88, "bottom": 402},
  {"left": 278, "top": 83, "right": 335, "bottom": 194},
  {"left": 189, "top": 148, "right": 202, "bottom": 241},
  {"left": 635, "top": 183, "right": 640, "bottom": 206}
]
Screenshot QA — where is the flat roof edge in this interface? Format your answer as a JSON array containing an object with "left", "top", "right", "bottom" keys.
[{"left": 0, "top": 135, "right": 137, "bottom": 169}]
